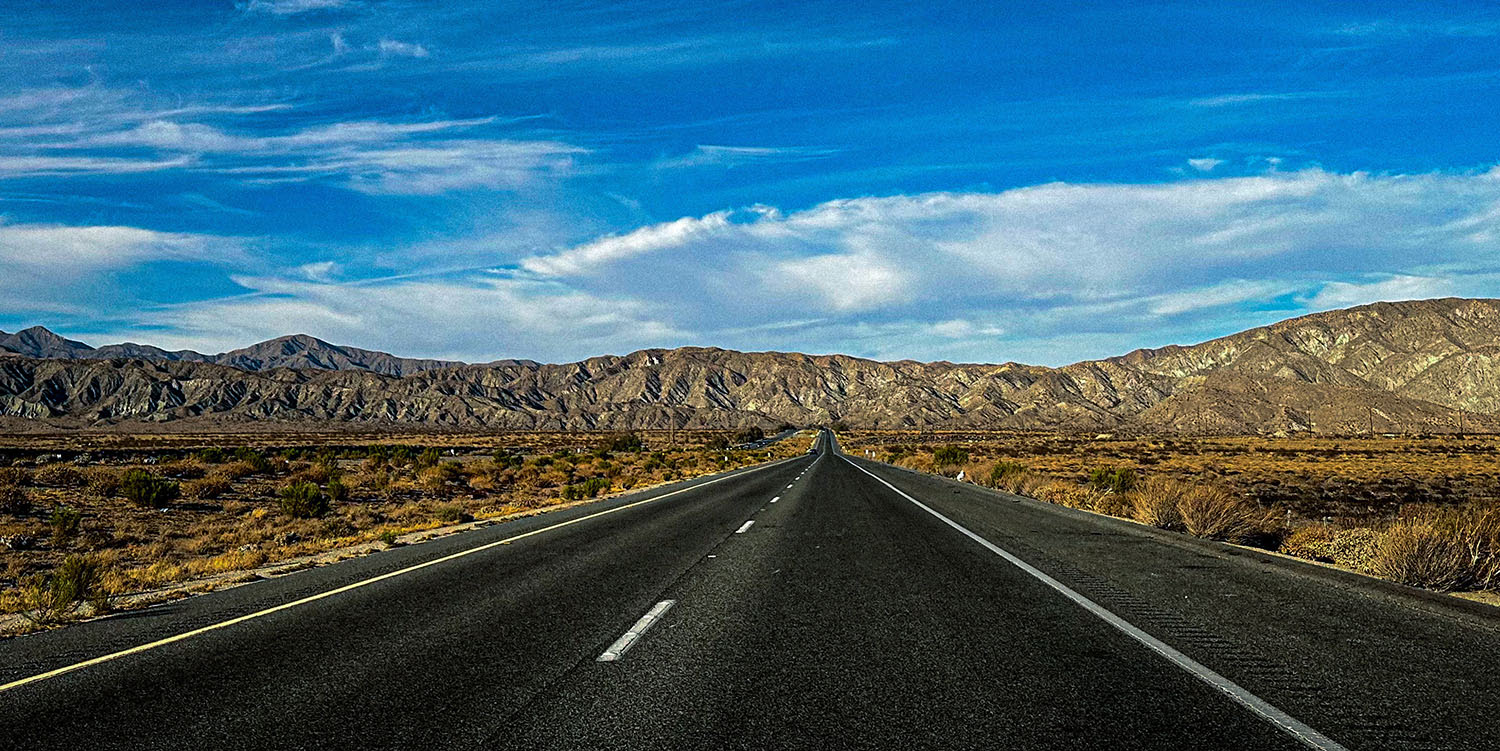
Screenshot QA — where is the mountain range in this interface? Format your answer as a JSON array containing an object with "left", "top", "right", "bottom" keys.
[{"left": 3, "top": 297, "right": 1499, "bottom": 434}]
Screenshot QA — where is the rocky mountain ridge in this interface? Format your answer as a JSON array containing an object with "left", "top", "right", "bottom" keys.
[{"left": 3, "top": 298, "right": 1498, "bottom": 434}]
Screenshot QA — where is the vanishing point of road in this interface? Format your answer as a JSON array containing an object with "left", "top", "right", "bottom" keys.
[{"left": 3, "top": 432, "right": 1497, "bottom": 750}]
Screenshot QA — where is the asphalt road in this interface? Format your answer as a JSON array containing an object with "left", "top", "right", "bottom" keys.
[{"left": 3, "top": 431, "right": 1498, "bottom": 750}]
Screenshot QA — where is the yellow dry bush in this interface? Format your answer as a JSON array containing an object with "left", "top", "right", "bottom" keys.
[
  {"left": 1177, "top": 485, "right": 1271, "bottom": 542},
  {"left": 1128, "top": 477, "right": 1186, "bottom": 530},
  {"left": 1089, "top": 492, "right": 1132, "bottom": 518}
]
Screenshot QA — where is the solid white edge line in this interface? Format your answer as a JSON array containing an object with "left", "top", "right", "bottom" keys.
[
  {"left": 0, "top": 456, "right": 805, "bottom": 695},
  {"left": 596, "top": 599, "right": 676, "bottom": 662},
  {"left": 840, "top": 454, "right": 1349, "bottom": 751},
  {"left": 735, "top": 520, "right": 755, "bottom": 534}
]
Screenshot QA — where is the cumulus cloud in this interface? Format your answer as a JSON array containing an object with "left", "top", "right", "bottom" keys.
[
  {"left": 502, "top": 167, "right": 1500, "bottom": 362},
  {"left": 127, "top": 274, "right": 685, "bottom": 362},
  {"left": 25, "top": 167, "right": 1500, "bottom": 365}
]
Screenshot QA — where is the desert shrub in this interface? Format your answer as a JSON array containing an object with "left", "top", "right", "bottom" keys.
[
  {"left": 1033, "top": 481, "right": 1101, "bottom": 509},
  {"left": 378, "top": 529, "right": 400, "bottom": 546},
  {"left": 326, "top": 478, "right": 350, "bottom": 504},
  {"left": 1280, "top": 524, "right": 1381, "bottom": 570},
  {"left": 1088, "top": 466, "right": 1137, "bottom": 495},
  {"left": 217, "top": 460, "right": 259, "bottom": 480},
  {"left": 232, "top": 448, "right": 270, "bottom": 473},
  {"left": 994, "top": 470, "right": 1046, "bottom": 496},
  {"left": 1090, "top": 492, "right": 1132, "bottom": 517},
  {"left": 493, "top": 448, "right": 523, "bottom": 469},
  {"left": 433, "top": 503, "right": 472, "bottom": 524},
  {"left": 32, "top": 463, "right": 84, "bottom": 488},
  {"left": 195, "top": 447, "right": 227, "bottom": 464},
  {"left": 83, "top": 467, "right": 121, "bottom": 498},
  {"left": 417, "top": 448, "right": 442, "bottom": 470},
  {"left": 0, "top": 466, "right": 29, "bottom": 486},
  {"left": 0, "top": 485, "right": 31, "bottom": 516},
  {"left": 932, "top": 446, "right": 970, "bottom": 468},
  {"left": 183, "top": 476, "right": 232, "bottom": 500},
  {"left": 157, "top": 460, "right": 206, "bottom": 480},
  {"left": 1366, "top": 504, "right": 1500, "bottom": 591},
  {"left": 290, "top": 462, "right": 335, "bottom": 485},
  {"left": 1129, "top": 477, "right": 1185, "bottom": 530},
  {"left": 22, "top": 554, "right": 107, "bottom": 623},
  {"left": 278, "top": 481, "right": 329, "bottom": 519},
  {"left": 1177, "top": 485, "right": 1269, "bottom": 542},
  {"left": 1368, "top": 519, "right": 1470, "bottom": 591},
  {"left": 121, "top": 469, "right": 180, "bottom": 509},
  {"left": 561, "top": 476, "right": 612, "bottom": 501},
  {"left": 987, "top": 461, "right": 1028, "bottom": 486},
  {"left": 50, "top": 505, "right": 81, "bottom": 543}
]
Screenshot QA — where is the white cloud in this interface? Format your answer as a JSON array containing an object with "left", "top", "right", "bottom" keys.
[
  {"left": 654, "top": 144, "right": 839, "bottom": 170},
  {"left": 0, "top": 222, "right": 223, "bottom": 271},
  {"left": 1188, "top": 157, "right": 1224, "bottom": 172},
  {"left": 129, "top": 274, "right": 685, "bottom": 362},
  {"left": 243, "top": 0, "right": 355, "bottom": 16},
  {"left": 1298, "top": 275, "right": 1458, "bottom": 311},
  {"left": 502, "top": 167, "right": 1500, "bottom": 362},
  {"left": 66, "top": 117, "right": 579, "bottom": 193},
  {"left": 0, "top": 222, "right": 239, "bottom": 317},
  {"left": 377, "top": 39, "right": 430, "bottom": 58}
]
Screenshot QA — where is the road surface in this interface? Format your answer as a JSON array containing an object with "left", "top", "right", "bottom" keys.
[{"left": 2, "top": 431, "right": 1498, "bottom": 750}]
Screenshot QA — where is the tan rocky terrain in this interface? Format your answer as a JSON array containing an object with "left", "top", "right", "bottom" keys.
[{"left": 4, "top": 297, "right": 1500, "bottom": 433}]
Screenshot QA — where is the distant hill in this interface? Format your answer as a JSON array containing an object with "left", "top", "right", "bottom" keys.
[
  {"left": 3, "top": 298, "right": 1499, "bottom": 433},
  {"left": 0, "top": 327, "right": 459, "bottom": 377}
]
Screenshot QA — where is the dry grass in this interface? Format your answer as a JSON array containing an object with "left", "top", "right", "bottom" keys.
[
  {"left": 853, "top": 430, "right": 1500, "bottom": 594},
  {"left": 1129, "top": 477, "right": 1184, "bottom": 530},
  {"left": 0, "top": 429, "right": 812, "bottom": 627},
  {"left": 1177, "top": 485, "right": 1274, "bottom": 543}
]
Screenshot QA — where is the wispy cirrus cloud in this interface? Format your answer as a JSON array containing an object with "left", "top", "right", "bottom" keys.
[
  {"left": 242, "top": 0, "right": 356, "bottom": 16},
  {"left": 1, "top": 98, "right": 582, "bottom": 193}
]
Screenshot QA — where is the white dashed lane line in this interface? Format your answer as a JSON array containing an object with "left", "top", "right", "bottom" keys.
[
  {"left": 735, "top": 520, "right": 755, "bottom": 534},
  {"left": 597, "top": 600, "right": 676, "bottom": 663}
]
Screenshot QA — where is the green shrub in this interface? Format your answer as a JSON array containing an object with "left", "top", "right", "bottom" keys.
[
  {"left": 278, "top": 481, "right": 329, "bottom": 519},
  {"left": 493, "top": 448, "right": 524, "bottom": 468},
  {"left": 121, "top": 469, "right": 180, "bottom": 509},
  {"left": 562, "top": 477, "right": 612, "bottom": 500},
  {"left": 22, "top": 554, "right": 107, "bottom": 623},
  {"left": 50, "top": 505, "right": 81, "bottom": 544},
  {"left": 607, "top": 433, "right": 645, "bottom": 452},
  {"left": 195, "top": 447, "right": 227, "bottom": 464},
  {"left": 417, "top": 448, "right": 442, "bottom": 469},
  {"left": 932, "top": 446, "right": 970, "bottom": 467},
  {"left": 987, "top": 461, "right": 1028, "bottom": 486},
  {"left": 326, "top": 478, "right": 350, "bottom": 504},
  {"left": 378, "top": 529, "right": 400, "bottom": 546},
  {"left": 232, "top": 448, "right": 270, "bottom": 473},
  {"left": 1088, "top": 466, "right": 1137, "bottom": 494}
]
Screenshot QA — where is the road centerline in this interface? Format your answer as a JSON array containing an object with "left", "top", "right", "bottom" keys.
[
  {"left": 840, "top": 454, "right": 1349, "bottom": 751},
  {"left": 596, "top": 600, "right": 677, "bottom": 662}
]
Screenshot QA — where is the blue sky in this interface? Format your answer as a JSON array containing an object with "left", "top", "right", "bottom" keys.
[{"left": 3, "top": 1, "right": 1500, "bottom": 364}]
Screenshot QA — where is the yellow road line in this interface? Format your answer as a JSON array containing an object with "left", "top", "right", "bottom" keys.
[{"left": 0, "top": 456, "right": 801, "bottom": 695}]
